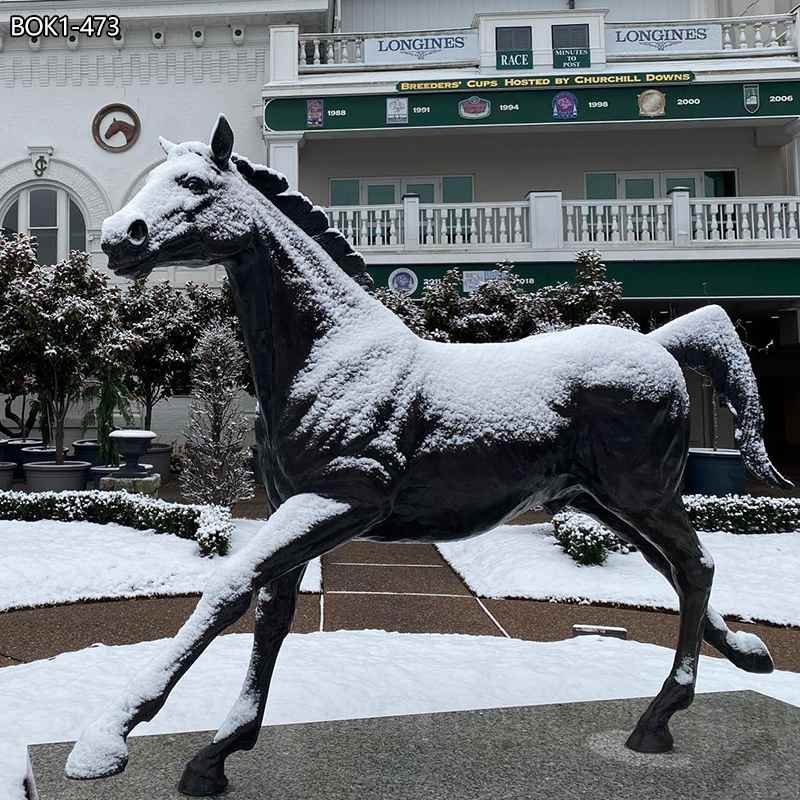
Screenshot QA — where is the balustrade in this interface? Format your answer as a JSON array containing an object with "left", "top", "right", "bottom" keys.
[
  {"left": 562, "top": 201, "right": 672, "bottom": 245},
  {"left": 690, "top": 198, "right": 800, "bottom": 242},
  {"left": 325, "top": 206, "right": 404, "bottom": 248}
]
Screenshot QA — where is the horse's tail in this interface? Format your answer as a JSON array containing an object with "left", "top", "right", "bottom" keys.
[{"left": 649, "top": 304, "right": 792, "bottom": 490}]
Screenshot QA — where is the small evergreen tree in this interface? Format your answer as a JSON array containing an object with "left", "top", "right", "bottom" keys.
[{"left": 179, "top": 322, "right": 254, "bottom": 508}]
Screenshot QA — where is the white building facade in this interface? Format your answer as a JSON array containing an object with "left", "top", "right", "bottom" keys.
[{"left": 2, "top": 0, "right": 799, "bottom": 455}]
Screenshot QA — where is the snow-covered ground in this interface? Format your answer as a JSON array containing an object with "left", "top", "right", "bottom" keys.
[
  {"left": 2, "top": 629, "right": 799, "bottom": 800},
  {"left": 437, "top": 524, "right": 800, "bottom": 626},
  {"left": 0, "top": 518, "right": 320, "bottom": 611}
]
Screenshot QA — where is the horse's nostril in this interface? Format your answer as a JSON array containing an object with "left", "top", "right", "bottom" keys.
[{"left": 127, "top": 220, "right": 148, "bottom": 246}]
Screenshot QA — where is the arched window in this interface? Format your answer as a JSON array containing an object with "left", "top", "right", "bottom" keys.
[{"left": 1, "top": 186, "right": 87, "bottom": 265}]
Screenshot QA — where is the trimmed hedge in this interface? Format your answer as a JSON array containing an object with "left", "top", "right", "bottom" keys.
[
  {"left": 554, "top": 494, "right": 800, "bottom": 565},
  {"left": 552, "top": 511, "right": 635, "bottom": 566},
  {"left": 0, "top": 489, "right": 232, "bottom": 556},
  {"left": 683, "top": 494, "right": 800, "bottom": 534}
]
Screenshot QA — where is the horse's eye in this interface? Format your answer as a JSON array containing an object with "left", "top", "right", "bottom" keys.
[{"left": 182, "top": 177, "right": 208, "bottom": 193}]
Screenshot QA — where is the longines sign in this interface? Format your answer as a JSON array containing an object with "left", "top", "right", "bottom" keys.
[
  {"left": 606, "top": 23, "right": 722, "bottom": 55},
  {"left": 364, "top": 31, "right": 479, "bottom": 65}
]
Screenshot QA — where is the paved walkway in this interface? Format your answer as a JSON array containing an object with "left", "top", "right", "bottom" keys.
[{"left": 2, "top": 538, "right": 798, "bottom": 673}]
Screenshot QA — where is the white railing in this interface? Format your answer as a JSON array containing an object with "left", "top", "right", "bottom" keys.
[
  {"left": 299, "top": 34, "right": 366, "bottom": 69},
  {"left": 563, "top": 200, "right": 672, "bottom": 245},
  {"left": 607, "top": 14, "right": 796, "bottom": 60},
  {"left": 419, "top": 202, "right": 530, "bottom": 247},
  {"left": 721, "top": 14, "right": 795, "bottom": 51},
  {"left": 322, "top": 194, "right": 800, "bottom": 253},
  {"left": 691, "top": 198, "right": 800, "bottom": 241},
  {"left": 325, "top": 205, "right": 404, "bottom": 248}
]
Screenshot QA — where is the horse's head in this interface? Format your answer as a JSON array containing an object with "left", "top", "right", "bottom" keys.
[{"left": 102, "top": 115, "right": 255, "bottom": 278}]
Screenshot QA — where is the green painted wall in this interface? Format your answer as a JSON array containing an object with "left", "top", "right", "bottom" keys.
[
  {"left": 265, "top": 79, "right": 800, "bottom": 133},
  {"left": 366, "top": 259, "right": 800, "bottom": 299}
]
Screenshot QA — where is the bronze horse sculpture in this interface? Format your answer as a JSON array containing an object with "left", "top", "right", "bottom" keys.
[{"left": 66, "top": 116, "right": 791, "bottom": 796}]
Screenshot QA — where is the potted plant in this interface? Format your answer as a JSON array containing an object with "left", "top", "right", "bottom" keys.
[
  {"left": 684, "top": 377, "right": 747, "bottom": 495},
  {"left": 118, "top": 280, "right": 223, "bottom": 480},
  {"left": 0, "top": 236, "right": 120, "bottom": 491}
]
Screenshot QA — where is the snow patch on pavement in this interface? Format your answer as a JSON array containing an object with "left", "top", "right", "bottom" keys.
[
  {"left": 437, "top": 524, "right": 800, "bottom": 626},
  {"left": 0, "top": 518, "right": 320, "bottom": 612},
  {"left": 2, "top": 630, "right": 799, "bottom": 800}
]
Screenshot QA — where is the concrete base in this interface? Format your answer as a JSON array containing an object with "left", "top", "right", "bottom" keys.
[
  {"left": 98, "top": 473, "right": 161, "bottom": 497},
  {"left": 27, "top": 691, "right": 799, "bottom": 800}
]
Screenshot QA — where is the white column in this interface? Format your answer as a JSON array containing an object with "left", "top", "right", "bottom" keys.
[
  {"left": 266, "top": 134, "right": 303, "bottom": 189},
  {"left": 527, "top": 191, "right": 563, "bottom": 250},
  {"left": 402, "top": 194, "right": 420, "bottom": 248},
  {"left": 669, "top": 188, "right": 692, "bottom": 247},
  {"left": 269, "top": 25, "right": 299, "bottom": 83},
  {"left": 787, "top": 128, "right": 800, "bottom": 197}
]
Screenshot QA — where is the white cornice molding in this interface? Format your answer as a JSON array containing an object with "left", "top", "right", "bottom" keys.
[{"left": 0, "top": 1, "right": 328, "bottom": 26}]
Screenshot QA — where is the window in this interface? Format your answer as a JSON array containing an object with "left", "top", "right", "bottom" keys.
[
  {"left": 330, "top": 176, "right": 474, "bottom": 206},
  {"left": 585, "top": 170, "right": 737, "bottom": 200},
  {"left": 496, "top": 26, "right": 532, "bottom": 52},
  {"left": 0, "top": 186, "right": 87, "bottom": 264},
  {"left": 552, "top": 24, "right": 589, "bottom": 49}
]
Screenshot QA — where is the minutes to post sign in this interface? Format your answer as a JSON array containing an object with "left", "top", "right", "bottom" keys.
[{"left": 264, "top": 79, "right": 800, "bottom": 133}]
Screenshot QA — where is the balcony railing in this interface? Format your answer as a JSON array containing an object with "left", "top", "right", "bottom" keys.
[
  {"left": 607, "top": 14, "right": 796, "bottom": 60},
  {"left": 323, "top": 193, "right": 800, "bottom": 253},
  {"left": 298, "top": 13, "right": 798, "bottom": 73}
]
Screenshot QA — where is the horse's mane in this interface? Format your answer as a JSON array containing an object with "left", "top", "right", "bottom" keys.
[{"left": 231, "top": 154, "right": 373, "bottom": 291}]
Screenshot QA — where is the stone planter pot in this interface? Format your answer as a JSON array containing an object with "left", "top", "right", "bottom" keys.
[
  {"left": 88, "top": 463, "right": 153, "bottom": 489},
  {"left": 0, "top": 461, "right": 16, "bottom": 490},
  {"left": 145, "top": 442, "right": 173, "bottom": 480},
  {"left": 72, "top": 439, "right": 102, "bottom": 466},
  {"left": 23, "top": 461, "right": 91, "bottom": 492},
  {"left": 684, "top": 448, "right": 747, "bottom": 496},
  {"left": 111, "top": 430, "right": 157, "bottom": 477},
  {"left": 5, "top": 438, "right": 43, "bottom": 479}
]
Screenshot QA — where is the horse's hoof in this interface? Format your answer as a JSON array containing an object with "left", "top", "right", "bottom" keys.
[
  {"left": 178, "top": 757, "right": 229, "bottom": 797},
  {"left": 65, "top": 726, "right": 129, "bottom": 779},
  {"left": 727, "top": 631, "right": 774, "bottom": 674},
  {"left": 625, "top": 724, "right": 673, "bottom": 754}
]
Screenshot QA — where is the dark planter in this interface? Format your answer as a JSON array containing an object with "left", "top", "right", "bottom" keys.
[
  {"left": 20, "top": 446, "right": 69, "bottom": 471},
  {"left": 24, "top": 461, "right": 91, "bottom": 492},
  {"left": 684, "top": 448, "right": 747, "bottom": 496},
  {"left": 111, "top": 430, "right": 157, "bottom": 477},
  {"left": 5, "top": 438, "right": 43, "bottom": 479},
  {"left": 145, "top": 442, "right": 173, "bottom": 480},
  {"left": 0, "top": 461, "right": 16, "bottom": 490},
  {"left": 72, "top": 439, "right": 103, "bottom": 466}
]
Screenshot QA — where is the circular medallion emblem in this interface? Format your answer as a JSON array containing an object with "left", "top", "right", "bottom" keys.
[
  {"left": 92, "top": 103, "right": 141, "bottom": 152},
  {"left": 388, "top": 267, "right": 419, "bottom": 295}
]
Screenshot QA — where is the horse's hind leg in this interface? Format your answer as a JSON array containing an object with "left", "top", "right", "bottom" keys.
[
  {"left": 67, "top": 494, "right": 377, "bottom": 780},
  {"left": 572, "top": 495, "right": 773, "bottom": 674},
  {"left": 611, "top": 500, "right": 713, "bottom": 753},
  {"left": 178, "top": 566, "right": 306, "bottom": 796}
]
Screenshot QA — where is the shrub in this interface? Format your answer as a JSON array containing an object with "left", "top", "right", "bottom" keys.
[
  {"left": 684, "top": 494, "right": 800, "bottom": 534},
  {"left": 0, "top": 489, "right": 232, "bottom": 556},
  {"left": 552, "top": 510, "right": 635, "bottom": 566}
]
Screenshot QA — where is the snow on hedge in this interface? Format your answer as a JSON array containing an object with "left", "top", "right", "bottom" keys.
[
  {"left": 0, "top": 518, "right": 320, "bottom": 612},
  {"left": 2, "top": 630, "right": 799, "bottom": 800},
  {"left": 437, "top": 523, "right": 800, "bottom": 625},
  {"left": 0, "top": 489, "right": 232, "bottom": 556}
]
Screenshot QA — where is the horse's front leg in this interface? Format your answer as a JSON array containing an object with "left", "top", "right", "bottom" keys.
[
  {"left": 66, "top": 494, "right": 378, "bottom": 781},
  {"left": 178, "top": 566, "right": 306, "bottom": 796}
]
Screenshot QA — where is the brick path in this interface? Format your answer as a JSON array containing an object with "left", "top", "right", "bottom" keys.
[{"left": 2, "top": 537, "right": 798, "bottom": 673}]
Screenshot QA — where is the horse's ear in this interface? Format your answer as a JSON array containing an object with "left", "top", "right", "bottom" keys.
[
  {"left": 158, "top": 136, "right": 177, "bottom": 156},
  {"left": 210, "top": 114, "right": 234, "bottom": 168}
]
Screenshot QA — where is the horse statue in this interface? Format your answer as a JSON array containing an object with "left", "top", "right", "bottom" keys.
[
  {"left": 104, "top": 117, "right": 137, "bottom": 146},
  {"left": 66, "top": 115, "right": 791, "bottom": 796}
]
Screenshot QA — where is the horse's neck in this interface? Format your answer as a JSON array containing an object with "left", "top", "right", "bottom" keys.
[{"left": 225, "top": 217, "right": 384, "bottom": 439}]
